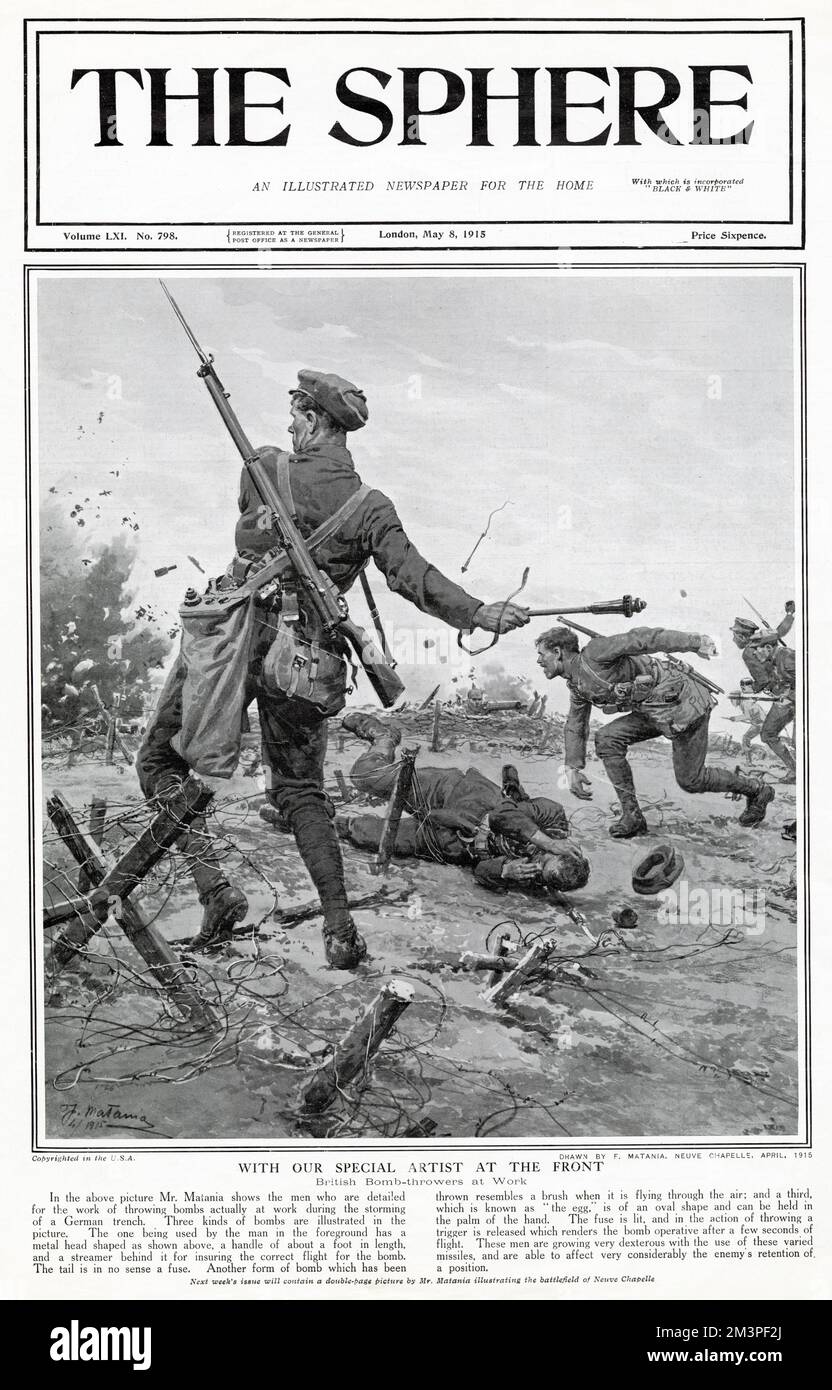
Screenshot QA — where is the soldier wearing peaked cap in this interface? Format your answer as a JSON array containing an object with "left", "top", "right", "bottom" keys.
[
  {"left": 731, "top": 603, "right": 795, "bottom": 689},
  {"left": 138, "top": 368, "right": 530, "bottom": 968},
  {"left": 743, "top": 630, "right": 797, "bottom": 781}
]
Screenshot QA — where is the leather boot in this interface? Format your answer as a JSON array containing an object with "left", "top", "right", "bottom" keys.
[
  {"left": 609, "top": 793, "right": 648, "bottom": 839},
  {"left": 323, "top": 918, "right": 368, "bottom": 970},
  {"left": 738, "top": 780, "right": 775, "bottom": 827},
  {"left": 501, "top": 764, "right": 530, "bottom": 803},
  {"left": 188, "top": 883, "right": 248, "bottom": 950},
  {"left": 259, "top": 803, "right": 292, "bottom": 832},
  {"left": 342, "top": 711, "right": 401, "bottom": 745}
]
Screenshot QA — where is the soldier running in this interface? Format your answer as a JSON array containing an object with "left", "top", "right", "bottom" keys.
[
  {"left": 742, "top": 630, "right": 797, "bottom": 781},
  {"left": 535, "top": 625, "right": 775, "bottom": 837}
]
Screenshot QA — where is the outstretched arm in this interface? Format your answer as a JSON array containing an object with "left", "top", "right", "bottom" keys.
[
  {"left": 362, "top": 491, "right": 529, "bottom": 633},
  {"left": 586, "top": 626, "right": 711, "bottom": 667},
  {"left": 777, "top": 601, "right": 796, "bottom": 640}
]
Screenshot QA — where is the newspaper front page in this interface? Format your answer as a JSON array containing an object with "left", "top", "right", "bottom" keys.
[{"left": 2, "top": 0, "right": 829, "bottom": 1326}]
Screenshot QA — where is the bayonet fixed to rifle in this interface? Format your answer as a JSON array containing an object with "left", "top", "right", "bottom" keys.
[
  {"left": 742, "top": 595, "right": 787, "bottom": 647},
  {"left": 527, "top": 595, "right": 646, "bottom": 619},
  {"left": 555, "top": 614, "right": 725, "bottom": 696},
  {"left": 159, "top": 282, "right": 404, "bottom": 708}
]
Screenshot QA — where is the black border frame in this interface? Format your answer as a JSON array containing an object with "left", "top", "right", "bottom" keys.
[
  {"left": 23, "top": 16, "right": 806, "bottom": 252},
  {"left": 24, "top": 259, "right": 810, "bottom": 1156}
]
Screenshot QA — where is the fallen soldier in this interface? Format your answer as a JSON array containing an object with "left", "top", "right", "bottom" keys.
[{"left": 335, "top": 712, "right": 590, "bottom": 896}]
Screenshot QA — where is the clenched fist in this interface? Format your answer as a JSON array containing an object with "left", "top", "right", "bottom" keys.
[{"left": 473, "top": 601, "right": 530, "bottom": 634}]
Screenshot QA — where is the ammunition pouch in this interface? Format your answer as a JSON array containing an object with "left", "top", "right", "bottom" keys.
[{"left": 261, "top": 615, "right": 351, "bottom": 717}]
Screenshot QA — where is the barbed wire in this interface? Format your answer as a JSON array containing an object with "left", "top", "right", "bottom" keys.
[{"left": 41, "top": 762, "right": 800, "bottom": 1140}]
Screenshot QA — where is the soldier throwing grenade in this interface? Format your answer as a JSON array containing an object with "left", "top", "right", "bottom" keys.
[
  {"left": 535, "top": 624, "right": 775, "bottom": 837},
  {"left": 138, "top": 367, "right": 530, "bottom": 967}
]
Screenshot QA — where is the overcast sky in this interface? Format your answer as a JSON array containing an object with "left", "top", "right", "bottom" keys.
[{"left": 35, "top": 270, "right": 797, "bottom": 717}]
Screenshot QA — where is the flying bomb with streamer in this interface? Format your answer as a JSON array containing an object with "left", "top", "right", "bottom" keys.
[{"left": 460, "top": 499, "right": 512, "bottom": 573}]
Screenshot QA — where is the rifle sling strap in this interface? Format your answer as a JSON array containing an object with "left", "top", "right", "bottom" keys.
[{"left": 237, "top": 452, "right": 371, "bottom": 600}]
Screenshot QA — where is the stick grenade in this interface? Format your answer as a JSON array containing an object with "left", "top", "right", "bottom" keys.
[
  {"left": 371, "top": 746, "right": 418, "bottom": 875},
  {"left": 527, "top": 596, "right": 646, "bottom": 619},
  {"left": 555, "top": 615, "right": 724, "bottom": 697},
  {"left": 45, "top": 788, "right": 217, "bottom": 1028},
  {"left": 430, "top": 699, "right": 442, "bottom": 752},
  {"left": 301, "top": 979, "right": 415, "bottom": 1113},
  {"left": 78, "top": 796, "right": 107, "bottom": 894},
  {"left": 483, "top": 938, "right": 554, "bottom": 1006},
  {"left": 90, "top": 684, "right": 133, "bottom": 764},
  {"left": 105, "top": 717, "right": 116, "bottom": 765}
]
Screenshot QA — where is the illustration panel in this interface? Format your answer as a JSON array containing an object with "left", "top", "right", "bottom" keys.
[{"left": 30, "top": 268, "right": 804, "bottom": 1144}]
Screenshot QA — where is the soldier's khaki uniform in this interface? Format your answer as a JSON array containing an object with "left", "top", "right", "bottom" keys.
[
  {"left": 562, "top": 627, "right": 766, "bottom": 822},
  {"left": 139, "top": 431, "right": 483, "bottom": 949}
]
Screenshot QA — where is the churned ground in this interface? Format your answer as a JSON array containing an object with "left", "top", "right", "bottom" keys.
[{"left": 40, "top": 708, "right": 800, "bottom": 1143}]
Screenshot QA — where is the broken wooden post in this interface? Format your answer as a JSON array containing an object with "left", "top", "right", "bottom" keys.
[
  {"left": 91, "top": 684, "right": 133, "bottom": 765},
  {"left": 483, "top": 939, "right": 554, "bottom": 1006},
  {"left": 459, "top": 948, "right": 518, "bottom": 975},
  {"left": 45, "top": 785, "right": 217, "bottom": 1027},
  {"left": 430, "top": 699, "right": 442, "bottom": 752},
  {"left": 333, "top": 769, "right": 353, "bottom": 803},
  {"left": 371, "top": 745, "right": 418, "bottom": 875},
  {"left": 486, "top": 933, "right": 515, "bottom": 990},
  {"left": 301, "top": 979, "right": 415, "bottom": 1113},
  {"left": 78, "top": 796, "right": 107, "bottom": 894}
]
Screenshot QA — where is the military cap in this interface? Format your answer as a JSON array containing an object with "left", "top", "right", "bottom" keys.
[
  {"left": 731, "top": 617, "right": 758, "bottom": 634},
  {"left": 631, "top": 843, "right": 685, "bottom": 896},
  {"left": 291, "top": 369, "right": 368, "bottom": 431}
]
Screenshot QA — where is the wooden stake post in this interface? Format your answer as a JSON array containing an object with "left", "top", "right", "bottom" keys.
[
  {"left": 44, "top": 784, "right": 217, "bottom": 1027},
  {"left": 371, "top": 745, "right": 418, "bottom": 875},
  {"left": 484, "top": 939, "right": 555, "bottom": 1006},
  {"left": 90, "top": 684, "right": 133, "bottom": 765},
  {"left": 301, "top": 979, "right": 414, "bottom": 1113},
  {"left": 430, "top": 699, "right": 442, "bottom": 752},
  {"left": 333, "top": 769, "right": 354, "bottom": 803},
  {"left": 78, "top": 796, "right": 107, "bottom": 894}
]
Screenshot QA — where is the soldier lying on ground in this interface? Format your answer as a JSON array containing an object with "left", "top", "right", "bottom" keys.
[
  {"left": 535, "top": 625, "right": 775, "bottom": 838},
  {"left": 331, "top": 712, "right": 590, "bottom": 896}
]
